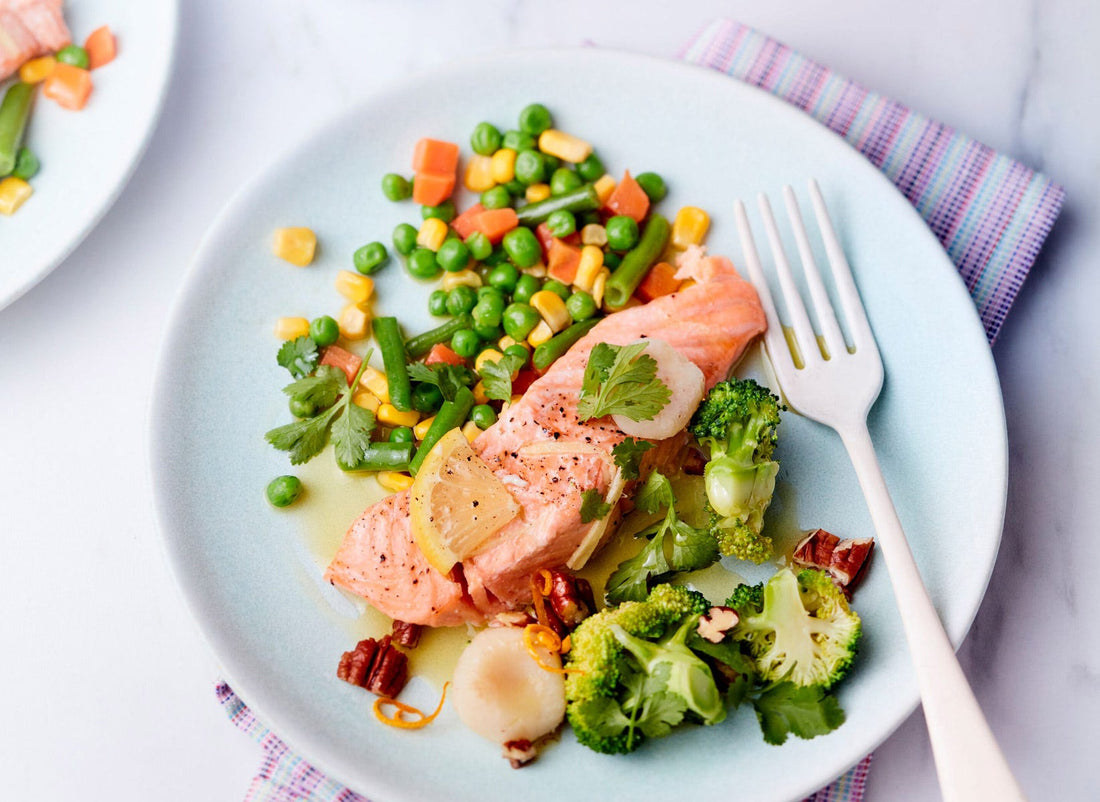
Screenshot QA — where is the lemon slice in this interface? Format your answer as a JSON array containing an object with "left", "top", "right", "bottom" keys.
[{"left": 410, "top": 428, "right": 521, "bottom": 574}]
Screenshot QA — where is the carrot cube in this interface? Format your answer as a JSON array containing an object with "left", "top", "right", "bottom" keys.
[
  {"left": 412, "top": 138, "right": 460, "bottom": 175},
  {"left": 412, "top": 171, "right": 456, "bottom": 206},
  {"left": 424, "top": 343, "right": 465, "bottom": 366},
  {"left": 451, "top": 204, "right": 485, "bottom": 240},
  {"left": 85, "top": 26, "right": 117, "bottom": 70},
  {"left": 636, "top": 261, "right": 682, "bottom": 302},
  {"left": 43, "top": 63, "right": 93, "bottom": 111},
  {"left": 473, "top": 208, "right": 519, "bottom": 244},
  {"left": 604, "top": 170, "right": 650, "bottom": 222},
  {"left": 320, "top": 346, "right": 363, "bottom": 385},
  {"left": 546, "top": 239, "right": 582, "bottom": 285}
]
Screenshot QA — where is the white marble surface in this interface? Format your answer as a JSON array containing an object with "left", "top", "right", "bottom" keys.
[{"left": 1, "top": 1, "right": 1097, "bottom": 799}]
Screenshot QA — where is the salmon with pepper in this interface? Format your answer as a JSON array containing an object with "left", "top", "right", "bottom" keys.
[
  {"left": 324, "top": 255, "right": 766, "bottom": 626},
  {"left": 0, "top": 0, "right": 70, "bottom": 81}
]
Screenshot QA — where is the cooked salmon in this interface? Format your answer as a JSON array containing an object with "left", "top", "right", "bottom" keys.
[
  {"left": 0, "top": 0, "right": 70, "bottom": 81},
  {"left": 325, "top": 255, "right": 766, "bottom": 626}
]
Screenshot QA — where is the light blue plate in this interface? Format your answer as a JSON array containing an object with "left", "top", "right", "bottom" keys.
[{"left": 150, "top": 49, "right": 1006, "bottom": 802}]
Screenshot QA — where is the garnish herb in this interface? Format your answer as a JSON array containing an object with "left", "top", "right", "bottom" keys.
[
  {"left": 277, "top": 335, "right": 319, "bottom": 379},
  {"left": 577, "top": 342, "right": 671, "bottom": 422},
  {"left": 478, "top": 352, "right": 527, "bottom": 402},
  {"left": 407, "top": 362, "right": 476, "bottom": 401},
  {"left": 611, "top": 437, "right": 654, "bottom": 480},
  {"left": 579, "top": 488, "right": 612, "bottom": 524}
]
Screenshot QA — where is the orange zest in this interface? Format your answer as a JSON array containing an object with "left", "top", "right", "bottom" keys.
[
  {"left": 373, "top": 682, "right": 450, "bottom": 730},
  {"left": 536, "top": 569, "right": 553, "bottom": 597},
  {"left": 522, "top": 624, "right": 583, "bottom": 675}
]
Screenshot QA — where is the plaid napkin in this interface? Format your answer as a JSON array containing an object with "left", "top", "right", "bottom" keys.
[{"left": 216, "top": 19, "right": 1063, "bottom": 802}]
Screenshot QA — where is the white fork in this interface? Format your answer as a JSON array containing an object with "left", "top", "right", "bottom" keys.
[{"left": 734, "top": 181, "right": 1025, "bottom": 802}]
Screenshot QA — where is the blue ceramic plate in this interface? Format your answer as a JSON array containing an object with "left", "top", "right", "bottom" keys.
[{"left": 150, "top": 49, "right": 1006, "bottom": 802}]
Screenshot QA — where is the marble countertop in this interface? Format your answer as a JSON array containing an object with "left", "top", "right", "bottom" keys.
[{"left": 2, "top": 0, "right": 1096, "bottom": 799}]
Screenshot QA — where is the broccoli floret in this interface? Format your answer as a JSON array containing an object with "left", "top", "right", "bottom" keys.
[
  {"left": 565, "top": 584, "right": 721, "bottom": 754},
  {"left": 689, "top": 379, "right": 782, "bottom": 564},
  {"left": 727, "top": 568, "right": 860, "bottom": 689}
]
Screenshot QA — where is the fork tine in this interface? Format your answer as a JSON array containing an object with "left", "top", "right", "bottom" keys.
[
  {"left": 782, "top": 185, "right": 847, "bottom": 359},
  {"left": 807, "top": 179, "right": 877, "bottom": 351},
  {"left": 758, "top": 193, "right": 822, "bottom": 367},
  {"left": 733, "top": 200, "right": 795, "bottom": 374}
]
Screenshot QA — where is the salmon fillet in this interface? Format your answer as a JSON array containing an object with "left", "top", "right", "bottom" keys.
[
  {"left": 325, "top": 255, "right": 766, "bottom": 626},
  {"left": 0, "top": 0, "right": 70, "bottom": 80}
]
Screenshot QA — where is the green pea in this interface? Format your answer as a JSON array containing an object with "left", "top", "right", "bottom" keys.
[
  {"left": 566, "top": 291, "right": 598, "bottom": 322},
  {"left": 289, "top": 396, "right": 318, "bottom": 418},
  {"left": 472, "top": 298, "right": 504, "bottom": 329},
  {"left": 542, "top": 154, "right": 561, "bottom": 173},
  {"left": 446, "top": 285, "right": 478, "bottom": 316},
  {"left": 577, "top": 152, "right": 606, "bottom": 182},
  {"left": 549, "top": 168, "right": 583, "bottom": 197},
  {"left": 514, "top": 150, "right": 546, "bottom": 186},
  {"left": 477, "top": 285, "right": 506, "bottom": 305},
  {"left": 422, "top": 200, "right": 456, "bottom": 223},
  {"left": 480, "top": 185, "right": 512, "bottom": 210},
  {"left": 577, "top": 210, "right": 601, "bottom": 228},
  {"left": 389, "top": 427, "right": 415, "bottom": 443},
  {"left": 309, "top": 315, "right": 340, "bottom": 347},
  {"left": 606, "top": 215, "right": 640, "bottom": 251},
  {"left": 393, "top": 223, "right": 418, "bottom": 255},
  {"left": 11, "top": 147, "right": 38, "bottom": 181},
  {"left": 482, "top": 246, "right": 511, "bottom": 267},
  {"left": 407, "top": 247, "right": 441, "bottom": 280},
  {"left": 518, "top": 103, "right": 552, "bottom": 135},
  {"left": 437, "top": 238, "right": 471, "bottom": 273},
  {"left": 503, "top": 303, "right": 540, "bottom": 341},
  {"left": 504, "top": 179, "right": 526, "bottom": 197},
  {"left": 502, "top": 227, "right": 541, "bottom": 268},
  {"left": 428, "top": 289, "right": 449, "bottom": 316},
  {"left": 602, "top": 251, "right": 623, "bottom": 269},
  {"left": 487, "top": 262, "right": 520, "bottom": 293},
  {"left": 546, "top": 209, "right": 576, "bottom": 238},
  {"left": 411, "top": 382, "right": 444, "bottom": 414},
  {"left": 381, "top": 173, "right": 412, "bottom": 201},
  {"left": 512, "top": 273, "right": 541, "bottom": 304},
  {"left": 473, "top": 322, "right": 502, "bottom": 342},
  {"left": 465, "top": 231, "right": 492, "bottom": 262},
  {"left": 470, "top": 122, "right": 502, "bottom": 156},
  {"left": 266, "top": 475, "right": 303, "bottom": 508},
  {"left": 354, "top": 241, "right": 389, "bottom": 274},
  {"left": 502, "top": 130, "right": 536, "bottom": 152},
  {"left": 504, "top": 343, "right": 530, "bottom": 367},
  {"left": 56, "top": 44, "right": 89, "bottom": 69},
  {"left": 542, "top": 279, "right": 570, "bottom": 301},
  {"left": 470, "top": 404, "right": 498, "bottom": 430},
  {"left": 451, "top": 328, "right": 480, "bottom": 358},
  {"left": 635, "top": 171, "right": 668, "bottom": 201}
]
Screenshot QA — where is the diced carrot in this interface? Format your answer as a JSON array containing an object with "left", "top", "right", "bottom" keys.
[
  {"left": 451, "top": 203, "right": 485, "bottom": 240},
  {"left": 513, "top": 368, "right": 540, "bottom": 390},
  {"left": 535, "top": 223, "right": 580, "bottom": 259},
  {"left": 636, "top": 261, "right": 682, "bottom": 302},
  {"left": 84, "top": 26, "right": 117, "bottom": 70},
  {"left": 412, "top": 139, "right": 460, "bottom": 175},
  {"left": 42, "top": 63, "right": 93, "bottom": 111},
  {"left": 424, "top": 343, "right": 464, "bottom": 367},
  {"left": 604, "top": 170, "right": 650, "bottom": 223},
  {"left": 472, "top": 208, "right": 519, "bottom": 244},
  {"left": 546, "top": 239, "right": 582, "bottom": 285},
  {"left": 412, "top": 171, "right": 455, "bottom": 206},
  {"left": 320, "top": 345, "right": 362, "bottom": 385}
]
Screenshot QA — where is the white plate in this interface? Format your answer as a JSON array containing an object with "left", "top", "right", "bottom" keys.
[
  {"left": 150, "top": 49, "right": 1007, "bottom": 802},
  {"left": 0, "top": 0, "right": 177, "bottom": 309}
]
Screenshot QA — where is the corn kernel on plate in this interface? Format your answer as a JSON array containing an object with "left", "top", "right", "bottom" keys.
[
  {"left": 0, "top": 0, "right": 177, "bottom": 310},
  {"left": 151, "top": 49, "right": 1007, "bottom": 802}
]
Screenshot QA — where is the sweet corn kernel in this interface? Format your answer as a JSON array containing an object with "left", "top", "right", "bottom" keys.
[
  {"left": 0, "top": 177, "right": 33, "bottom": 216},
  {"left": 335, "top": 270, "right": 374, "bottom": 305},
  {"left": 464, "top": 155, "right": 496, "bottom": 193},
  {"left": 461, "top": 420, "right": 481, "bottom": 444},
  {"left": 527, "top": 319, "right": 554, "bottom": 347},
  {"left": 417, "top": 217, "right": 448, "bottom": 251},
  {"left": 377, "top": 471, "right": 415, "bottom": 492},
  {"left": 358, "top": 366, "right": 390, "bottom": 404},
  {"left": 525, "top": 183, "right": 551, "bottom": 203},
  {"left": 413, "top": 416, "right": 436, "bottom": 441},
  {"left": 498, "top": 335, "right": 530, "bottom": 353},
  {"left": 593, "top": 174, "right": 617, "bottom": 205},
  {"left": 537, "top": 130, "right": 592, "bottom": 163},
  {"left": 671, "top": 206, "right": 711, "bottom": 249},
  {"left": 591, "top": 267, "right": 611, "bottom": 308},
  {"left": 273, "top": 227, "right": 316, "bottom": 266},
  {"left": 338, "top": 303, "right": 370, "bottom": 340},
  {"left": 525, "top": 263, "right": 547, "bottom": 279},
  {"left": 19, "top": 55, "right": 55, "bottom": 84},
  {"left": 472, "top": 381, "right": 489, "bottom": 406},
  {"left": 274, "top": 317, "right": 310, "bottom": 340},
  {"left": 352, "top": 391, "right": 382, "bottom": 413},
  {"left": 490, "top": 148, "right": 517, "bottom": 184},
  {"left": 441, "top": 269, "right": 482, "bottom": 290},
  {"left": 378, "top": 404, "right": 419, "bottom": 428},
  {"left": 581, "top": 224, "right": 607, "bottom": 247},
  {"left": 573, "top": 245, "right": 605, "bottom": 292},
  {"left": 475, "top": 348, "right": 505, "bottom": 373},
  {"left": 530, "top": 290, "right": 570, "bottom": 333}
]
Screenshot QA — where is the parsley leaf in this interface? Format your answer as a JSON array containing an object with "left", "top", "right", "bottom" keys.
[
  {"left": 605, "top": 530, "right": 671, "bottom": 604},
  {"left": 577, "top": 342, "right": 671, "bottom": 422},
  {"left": 636, "top": 471, "right": 675, "bottom": 514},
  {"left": 331, "top": 402, "right": 377, "bottom": 470},
  {"left": 751, "top": 683, "right": 845, "bottom": 745},
  {"left": 478, "top": 353, "right": 526, "bottom": 402},
  {"left": 408, "top": 362, "right": 475, "bottom": 402},
  {"left": 265, "top": 406, "right": 340, "bottom": 465},
  {"left": 281, "top": 366, "right": 343, "bottom": 409},
  {"left": 580, "top": 488, "right": 612, "bottom": 524},
  {"left": 612, "top": 437, "right": 654, "bottom": 481},
  {"left": 277, "top": 336, "right": 319, "bottom": 379}
]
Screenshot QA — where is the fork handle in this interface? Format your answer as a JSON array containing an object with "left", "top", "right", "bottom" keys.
[{"left": 838, "top": 424, "right": 1026, "bottom": 802}]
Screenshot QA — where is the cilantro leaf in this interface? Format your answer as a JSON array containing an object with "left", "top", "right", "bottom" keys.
[
  {"left": 281, "top": 366, "right": 344, "bottom": 410},
  {"left": 408, "top": 362, "right": 475, "bottom": 402},
  {"left": 620, "top": 664, "right": 687, "bottom": 744},
  {"left": 406, "top": 362, "right": 437, "bottom": 384},
  {"left": 277, "top": 336, "right": 319, "bottom": 379},
  {"left": 577, "top": 341, "right": 671, "bottom": 422},
  {"left": 636, "top": 471, "right": 675, "bottom": 514},
  {"left": 637, "top": 691, "right": 688, "bottom": 739},
  {"left": 573, "top": 696, "right": 632, "bottom": 740},
  {"left": 612, "top": 437, "right": 654, "bottom": 480},
  {"left": 580, "top": 488, "right": 612, "bottom": 524},
  {"left": 605, "top": 532, "right": 671, "bottom": 604},
  {"left": 479, "top": 353, "right": 526, "bottom": 402},
  {"left": 669, "top": 517, "right": 719, "bottom": 571},
  {"left": 265, "top": 406, "right": 339, "bottom": 465},
  {"left": 751, "top": 683, "right": 846, "bottom": 745},
  {"left": 331, "top": 402, "right": 377, "bottom": 470},
  {"left": 687, "top": 635, "right": 757, "bottom": 709}
]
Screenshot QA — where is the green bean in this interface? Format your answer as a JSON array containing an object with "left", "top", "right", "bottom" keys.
[
  {"left": 0, "top": 83, "right": 34, "bottom": 176},
  {"left": 341, "top": 442, "right": 414, "bottom": 473},
  {"left": 604, "top": 213, "right": 670, "bottom": 310},
  {"left": 374, "top": 317, "right": 412, "bottom": 412},
  {"left": 514, "top": 184, "right": 600, "bottom": 226},
  {"left": 409, "top": 387, "right": 475, "bottom": 475},
  {"left": 532, "top": 318, "right": 599, "bottom": 372},
  {"left": 405, "top": 314, "right": 473, "bottom": 358}
]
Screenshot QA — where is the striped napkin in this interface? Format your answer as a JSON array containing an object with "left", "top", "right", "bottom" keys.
[{"left": 217, "top": 20, "right": 1063, "bottom": 802}]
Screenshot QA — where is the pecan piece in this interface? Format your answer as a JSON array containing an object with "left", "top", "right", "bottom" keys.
[
  {"left": 391, "top": 619, "right": 423, "bottom": 649},
  {"left": 792, "top": 528, "right": 875, "bottom": 594},
  {"left": 336, "top": 638, "right": 380, "bottom": 687},
  {"left": 546, "top": 568, "right": 596, "bottom": 631},
  {"left": 502, "top": 739, "right": 538, "bottom": 769},
  {"left": 336, "top": 635, "right": 409, "bottom": 698},
  {"left": 697, "top": 606, "right": 739, "bottom": 643}
]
